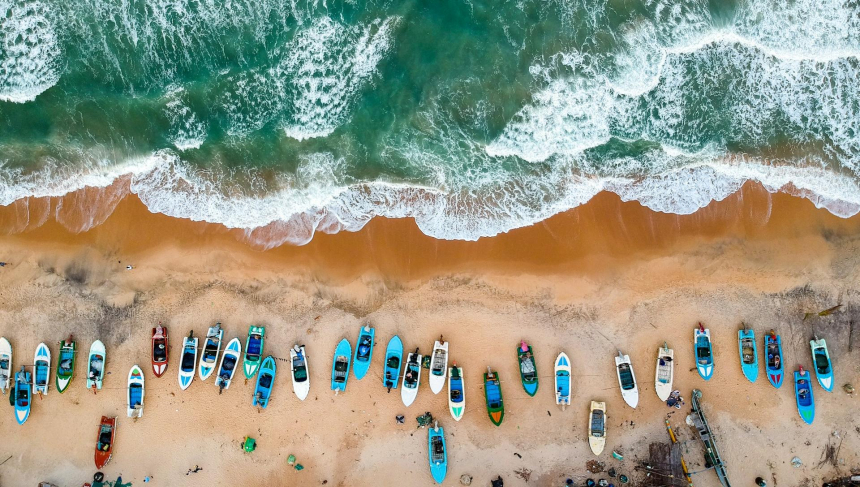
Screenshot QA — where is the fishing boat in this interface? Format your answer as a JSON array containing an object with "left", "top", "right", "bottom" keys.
[
  {"left": 94, "top": 416, "right": 117, "bottom": 469},
  {"left": 33, "top": 343, "right": 50, "bottom": 395},
  {"left": 243, "top": 326, "right": 266, "bottom": 379},
  {"left": 216, "top": 337, "right": 242, "bottom": 393},
  {"left": 764, "top": 331, "right": 784, "bottom": 388},
  {"left": 127, "top": 365, "right": 144, "bottom": 418},
  {"left": 0, "top": 337, "right": 12, "bottom": 394},
  {"left": 738, "top": 326, "right": 758, "bottom": 383},
  {"left": 654, "top": 343, "right": 674, "bottom": 401},
  {"left": 86, "top": 340, "right": 106, "bottom": 391},
  {"left": 383, "top": 335, "right": 403, "bottom": 391},
  {"left": 588, "top": 401, "right": 607, "bottom": 455},
  {"left": 331, "top": 338, "right": 352, "bottom": 392},
  {"left": 694, "top": 324, "right": 714, "bottom": 381},
  {"left": 448, "top": 364, "right": 465, "bottom": 421},
  {"left": 615, "top": 351, "right": 638, "bottom": 409},
  {"left": 517, "top": 341, "right": 538, "bottom": 396},
  {"left": 794, "top": 366, "right": 815, "bottom": 424},
  {"left": 151, "top": 325, "right": 168, "bottom": 377},
  {"left": 13, "top": 367, "right": 30, "bottom": 424},
  {"left": 56, "top": 336, "right": 76, "bottom": 393},
  {"left": 483, "top": 367, "right": 504, "bottom": 426},
  {"left": 809, "top": 337, "right": 834, "bottom": 392},
  {"left": 198, "top": 323, "right": 223, "bottom": 381},
  {"left": 178, "top": 331, "right": 198, "bottom": 390},
  {"left": 252, "top": 356, "right": 276, "bottom": 408},
  {"left": 429, "top": 340, "right": 449, "bottom": 395},
  {"left": 554, "top": 352, "right": 571, "bottom": 409},
  {"left": 290, "top": 344, "right": 310, "bottom": 400},
  {"left": 428, "top": 421, "right": 447, "bottom": 484},
  {"left": 352, "top": 325, "right": 375, "bottom": 380},
  {"left": 401, "top": 350, "right": 422, "bottom": 406}
]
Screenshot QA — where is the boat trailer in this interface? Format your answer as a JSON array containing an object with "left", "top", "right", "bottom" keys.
[{"left": 688, "top": 389, "right": 731, "bottom": 487}]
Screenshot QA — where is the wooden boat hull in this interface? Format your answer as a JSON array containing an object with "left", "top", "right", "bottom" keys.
[
  {"left": 428, "top": 425, "right": 447, "bottom": 484},
  {"left": 554, "top": 352, "right": 571, "bottom": 407},
  {"left": 352, "top": 326, "right": 375, "bottom": 380},
  {"left": 448, "top": 366, "right": 465, "bottom": 421},
  {"left": 242, "top": 326, "right": 266, "bottom": 379},
  {"left": 331, "top": 339, "right": 352, "bottom": 392},
  {"left": 588, "top": 401, "right": 606, "bottom": 455},
  {"left": 517, "top": 342, "right": 538, "bottom": 396},
  {"left": 252, "top": 356, "right": 276, "bottom": 408},
  {"left": 738, "top": 328, "right": 758, "bottom": 383},
  {"left": 127, "top": 365, "right": 145, "bottom": 418},
  {"left": 33, "top": 343, "right": 50, "bottom": 395},
  {"left": 794, "top": 369, "right": 815, "bottom": 424},
  {"left": 810, "top": 338, "right": 833, "bottom": 392},
  {"left": 94, "top": 416, "right": 117, "bottom": 469},
  {"left": 483, "top": 369, "right": 504, "bottom": 426},
  {"left": 151, "top": 326, "right": 169, "bottom": 377},
  {"left": 383, "top": 336, "right": 403, "bottom": 390},
  {"left": 87, "top": 340, "right": 106, "bottom": 390},
  {"left": 401, "top": 352, "right": 422, "bottom": 406},
  {"left": 56, "top": 338, "right": 76, "bottom": 393}
]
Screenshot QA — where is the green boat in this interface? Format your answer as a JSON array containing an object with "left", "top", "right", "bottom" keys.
[
  {"left": 56, "top": 336, "right": 76, "bottom": 393},
  {"left": 517, "top": 340, "right": 538, "bottom": 396},
  {"left": 483, "top": 367, "right": 505, "bottom": 426},
  {"left": 243, "top": 326, "right": 265, "bottom": 379}
]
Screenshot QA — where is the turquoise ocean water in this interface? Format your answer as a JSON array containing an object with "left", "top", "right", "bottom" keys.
[{"left": 0, "top": 0, "right": 858, "bottom": 246}]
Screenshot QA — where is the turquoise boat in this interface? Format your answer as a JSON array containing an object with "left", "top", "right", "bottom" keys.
[
  {"left": 738, "top": 326, "right": 758, "bottom": 383},
  {"left": 331, "top": 339, "right": 351, "bottom": 392},
  {"left": 517, "top": 341, "right": 538, "bottom": 396},
  {"left": 794, "top": 367, "right": 815, "bottom": 424},
  {"left": 252, "top": 356, "right": 276, "bottom": 409},
  {"left": 694, "top": 324, "right": 713, "bottom": 381},
  {"left": 353, "top": 325, "right": 374, "bottom": 380},
  {"left": 13, "top": 367, "right": 31, "bottom": 425},
  {"left": 810, "top": 338, "right": 833, "bottom": 392},
  {"left": 383, "top": 335, "right": 403, "bottom": 391},
  {"left": 242, "top": 326, "right": 265, "bottom": 380},
  {"left": 428, "top": 422, "right": 447, "bottom": 484}
]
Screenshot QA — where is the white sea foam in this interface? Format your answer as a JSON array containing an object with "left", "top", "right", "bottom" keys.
[
  {"left": 0, "top": 0, "right": 60, "bottom": 102},
  {"left": 164, "top": 87, "right": 208, "bottom": 151}
]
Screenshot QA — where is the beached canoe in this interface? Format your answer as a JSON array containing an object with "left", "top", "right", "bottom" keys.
[
  {"left": 654, "top": 343, "right": 674, "bottom": 401},
  {"left": 14, "top": 367, "right": 30, "bottom": 424},
  {"left": 94, "top": 416, "right": 117, "bottom": 469},
  {"left": 448, "top": 365, "right": 465, "bottom": 421},
  {"left": 290, "top": 344, "right": 310, "bottom": 400},
  {"left": 216, "top": 337, "right": 242, "bottom": 393},
  {"left": 198, "top": 323, "right": 223, "bottom": 381},
  {"left": 56, "top": 336, "right": 76, "bottom": 393},
  {"left": 353, "top": 325, "right": 375, "bottom": 380},
  {"left": 331, "top": 339, "right": 352, "bottom": 392},
  {"left": 401, "top": 350, "right": 422, "bottom": 406},
  {"left": 151, "top": 325, "right": 169, "bottom": 377},
  {"left": 253, "top": 356, "right": 277, "bottom": 408},
  {"left": 615, "top": 351, "right": 638, "bottom": 409},
  {"left": 588, "top": 401, "right": 607, "bottom": 455},
  {"left": 428, "top": 422, "right": 447, "bottom": 484},
  {"left": 555, "top": 352, "right": 571, "bottom": 408},
  {"left": 738, "top": 326, "right": 758, "bottom": 383},
  {"left": 127, "top": 364, "right": 144, "bottom": 418},
  {"left": 243, "top": 326, "right": 266, "bottom": 379},
  {"left": 810, "top": 337, "right": 833, "bottom": 392},
  {"left": 794, "top": 366, "right": 815, "bottom": 424},
  {"left": 694, "top": 324, "right": 714, "bottom": 381},
  {"left": 764, "top": 331, "right": 784, "bottom": 388},
  {"left": 429, "top": 340, "right": 449, "bottom": 395},
  {"left": 484, "top": 367, "right": 504, "bottom": 426},
  {"left": 0, "top": 337, "right": 11, "bottom": 394},
  {"left": 87, "top": 340, "right": 106, "bottom": 391},
  {"left": 383, "top": 335, "right": 403, "bottom": 391},
  {"left": 178, "top": 331, "right": 198, "bottom": 390},
  {"left": 33, "top": 343, "right": 50, "bottom": 395},
  {"left": 517, "top": 341, "right": 538, "bottom": 396}
]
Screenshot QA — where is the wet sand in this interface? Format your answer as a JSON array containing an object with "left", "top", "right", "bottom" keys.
[{"left": 1, "top": 184, "right": 859, "bottom": 486}]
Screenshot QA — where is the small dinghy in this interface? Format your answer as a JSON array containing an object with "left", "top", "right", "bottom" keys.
[
  {"left": 794, "top": 366, "right": 815, "bottom": 424},
  {"left": 588, "top": 401, "right": 607, "bottom": 455},
  {"left": 0, "top": 337, "right": 11, "bottom": 394},
  {"left": 554, "top": 352, "right": 571, "bottom": 409},
  {"left": 448, "top": 364, "right": 465, "bottom": 421},
  {"left": 243, "top": 326, "right": 265, "bottom": 379},
  {"left": 87, "top": 340, "right": 106, "bottom": 392},
  {"left": 151, "top": 325, "right": 169, "bottom": 377},
  {"left": 428, "top": 421, "right": 447, "bottom": 484},
  {"left": 383, "top": 335, "right": 403, "bottom": 391},
  {"left": 694, "top": 323, "right": 714, "bottom": 381},
  {"left": 352, "top": 325, "right": 375, "bottom": 380},
  {"left": 429, "top": 339, "right": 449, "bottom": 395},
  {"left": 13, "top": 367, "right": 30, "bottom": 424},
  {"left": 738, "top": 326, "right": 758, "bottom": 383},
  {"left": 33, "top": 343, "right": 50, "bottom": 396},
  {"left": 216, "top": 337, "right": 242, "bottom": 393},
  {"left": 127, "top": 364, "right": 145, "bottom": 418},
  {"left": 809, "top": 337, "right": 833, "bottom": 392},
  {"left": 253, "top": 356, "right": 277, "bottom": 408},
  {"left": 401, "top": 350, "right": 422, "bottom": 406},
  {"left": 615, "top": 351, "right": 638, "bottom": 409},
  {"left": 55, "top": 336, "right": 76, "bottom": 393},
  {"left": 654, "top": 343, "right": 674, "bottom": 401},
  {"left": 331, "top": 339, "right": 352, "bottom": 392},
  {"left": 290, "top": 344, "right": 310, "bottom": 400},
  {"left": 517, "top": 341, "right": 538, "bottom": 396},
  {"left": 94, "top": 416, "right": 117, "bottom": 469},
  {"left": 484, "top": 367, "right": 504, "bottom": 426},
  {"left": 764, "top": 330, "right": 784, "bottom": 388},
  {"left": 198, "top": 323, "right": 223, "bottom": 381},
  {"left": 178, "top": 331, "right": 198, "bottom": 390}
]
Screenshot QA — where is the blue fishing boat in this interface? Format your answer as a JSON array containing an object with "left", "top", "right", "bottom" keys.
[
  {"left": 428, "top": 422, "right": 447, "bottom": 484},
  {"left": 252, "top": 356, "right": 276, "bottom": 408},
  {"left": 331, "top": 339, "right": 352, "bottom": 392},
  {"left": 353, "top": 325, "right": 374, "bottom": 380},
  {"left": 33, "top": 343, "right": 50, "bottom": 395},
  {"left": 554, "top": 352, "right": 571, "bottom": 409},
  {"left": 694, "top": 324, "right": 713, "bottom": 381},
  {"left": 14, "top": 367, "right": 31, "bottom": 424},
  {"left": 517, "top": 341, "right": 538, "bottom": 396},
  {"left": 738, "top": 326, "right": 758, "bottom": 383},
  {"left": 448, "top": 365, "right": 465, "bottom": 421},
  {"left": 764, "top": 331, "right": 784, "bottom": 388},
  {"left": 794, "top": 366, "right": 815, "bottom": 424},
  {"left": 809, "top": 338, "right": 833, "bottom": 392},
  {"left": 383, "top": 335, "right": 403, "bottom": 391}
]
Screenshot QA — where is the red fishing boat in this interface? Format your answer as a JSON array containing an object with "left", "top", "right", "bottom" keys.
[
  {"left": 94, "top": 416, "right": 117, "bottom": 469},
  {"left": 151, "top": 325, "right": 169, "bottom": 377}
]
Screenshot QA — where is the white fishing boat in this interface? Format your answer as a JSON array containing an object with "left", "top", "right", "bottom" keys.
[
  {"left": 654, "top": 343, "right": 674, "bottom": 401},
  {"left": 401, "top": 351, "right": 422, "bottom": 407},
  {"left": 290, "top": 344, "right": 310, "bottom": 401},
  {"left": 178, "top": 331, "right": 198, "bottom": 390},
  {"left": 588, "top": 401, "right": 607, "bottom": 455},
  {"left": 554, "top": 352, "right": 571, "bottom": 409},
  {"left": 87, "top": 340, "right": 106, "bottom": 391},
  {"left": 428, "top": 340, "right": 448, "bottom": 395},
  {"left": 198, "top": 323, "right": 223, "bottom": 381},
  {"left": 0, "top": 337, "right": 11, "bottom": 394},
  {"left": 215, "top": 337, "right": 241, "bottom": 392},
  {"left": 127, "top": 364, "right": 145, "bottom": 418},
  {"left": 615, "top": 351, "right": 639, "bottom": 409}
]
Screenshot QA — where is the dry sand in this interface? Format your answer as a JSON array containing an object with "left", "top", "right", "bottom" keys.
[{"left": 0, "top": 183, "right": 859, "bottom": 487}]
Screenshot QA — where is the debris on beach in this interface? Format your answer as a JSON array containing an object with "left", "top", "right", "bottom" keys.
[
  {"left": 459, "top": 474, "right": 473, "bottom": 485},
  {"left": 791, "top": 456, "right": 803, "bottom": 468},
  {"left": 843, "top": 383, "right": 855, "bottom": 395},
  {"left": 514, "top": 468, "right": 531, "bottom": 481},
  {"left": 587, "top": 460, "right": 606, "bottom": 473},
  {"left": 612, "top": 450, "right": 624, "bottom": 461}
]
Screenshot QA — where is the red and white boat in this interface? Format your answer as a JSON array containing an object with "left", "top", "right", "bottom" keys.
[
  {"left": 151, "top": 326, "right": 168, "bottom": 377},
  {"left": 94, "top": 416, "right": 117, "bottom": 469}
]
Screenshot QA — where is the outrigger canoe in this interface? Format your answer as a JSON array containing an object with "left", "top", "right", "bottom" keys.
[
  {"left": 0, "top": 337, "right": 11, "bottom": 394},
  {"left": 448, "top": 364, "right": 465, "bottom": 421},
  {"left": 402, "top": 350, "right": 422, "bottom": 406},
  {"left": 56, "top": 336, "right": 76, "bottom": 393},
  {"left": 331, "top": 339, "right": 352, "bottom": 392},
  {"left": 94, "top": 416, "right": 117, "bottom": 469},
  {"left": 517, "top": 341, "right": 538, "bottom": 396},
  {"left": 484, "top": 367, "right": 504, "bottom": 426},
  {"left": 87, "top": 340, "right": 106, "bottom": 391},
  {"left": 428, "top": 421, "right": 447, "bottom": 484},
  {"left": 352, "top": 325, "right": 374, "bottom": 380},
  {"left": 33, "top": 343, "right": 50, "bottom": 395},
  {"left": 243, "top": 326, "right": 265, "bottom": 379},
  {"left": 588, "top": 401, "right": 606, "bottom": 455},
  {"left": 615, "top": 351, "right": 638, "bottom": 409},
  {"left": 198, "top": 323, "right": 223, "bottom": 381},
  {"left": 794, "top": 366, "right": 815, "bottom": 424},
  {"left": 654, "top": 343, "right": 673, "bottom": 401},
  {"left": 253, "top": 356, "right": 276, "bottom": 408},
  {"left": 13, "top": 367, "right": 30, "bottom": 424},
  {"left": 810, "top": 337, "right": 833, "bottom": 392},
  {"left": 216, "top": 337, "right": 242, "bottom": 393},
  {"left": 290, "top": 344, "right": 310, "bottom": 400},
  {"left": 383, "top": 335, "right": 403, "bottom": 391},
  {"left": 555, "top": 352, "right": 571, "bottom": 409},
  {"left": 127, "top": 365, "right": 144, "bottom": 418},
  {"left": 178, "top": 331, "right": 198, "bottom": 390},
  {"left": 429, "top": 340, "right": 448, "bottom": 395},
  {"left": 765, "top": 331, "right": 784, "bottom": 388},
  {"left": 738, "top": 326, "right": 758, "bottom": 383},
  {"left": 151, "top": 325, "right": 168, "bottom": 377},
  {"left": 694, "top": 324, "right": 714, "bottom": 381}
]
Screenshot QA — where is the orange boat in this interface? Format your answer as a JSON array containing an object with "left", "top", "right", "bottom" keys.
[
  {"left": 151, "top": 325, "right": 169, "bottom": 377},
  {"left": 94, "top": 416, "right": 117, "bottom": 469}
]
